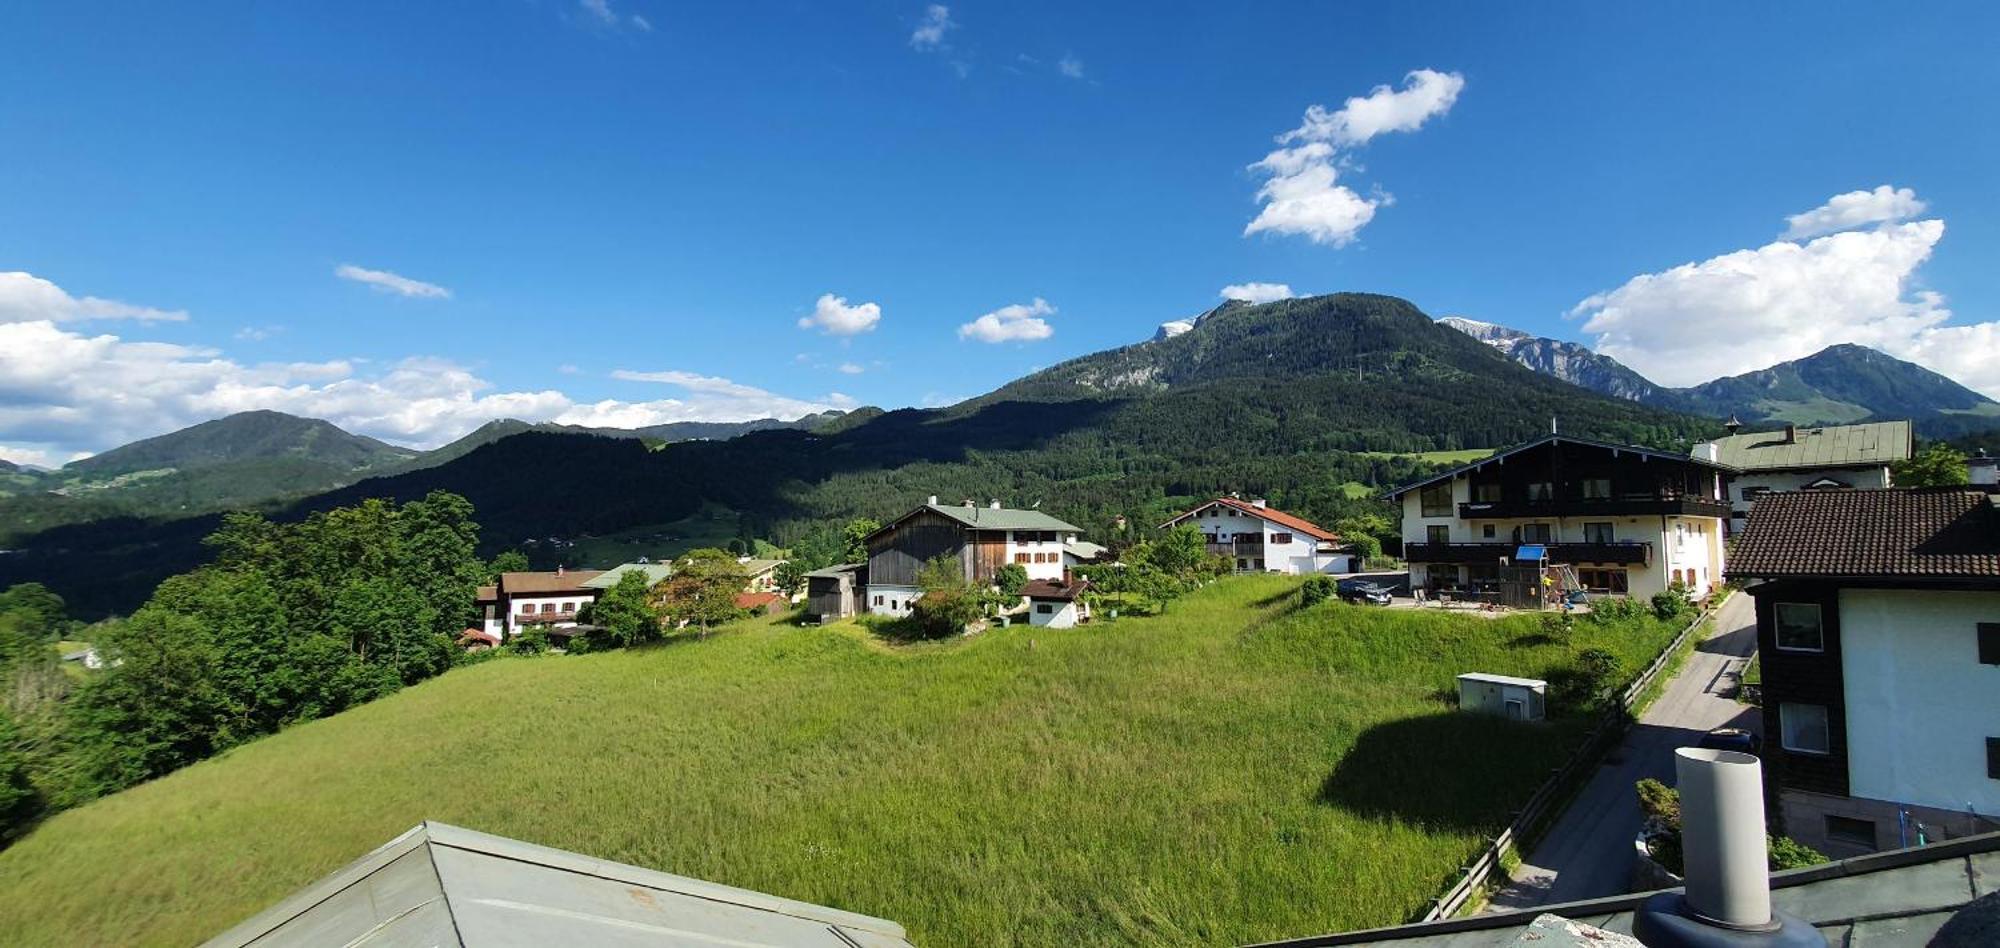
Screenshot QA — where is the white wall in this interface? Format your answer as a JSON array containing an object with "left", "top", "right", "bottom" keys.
[
  {"left": 864, "top": 583, "right": 920, "bottom": 617},
  {"left": 1006, "top": 530, "right": 1073, "bottom": 581},
  {"left": 1839, "top": 588, "right": 2000, "bottom": 816},
  {"left": 504, "top": 593, "right": 597, "bottom": 636},
  {"left": 1027, "top": 598, "right": 1080, "bottom": 628}
]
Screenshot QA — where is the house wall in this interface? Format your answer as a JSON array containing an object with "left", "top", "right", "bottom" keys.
[
  {"left": 805, "top": 575, "right": 855, "bottom": 622},
  {"left": 1753, "top": 582, "right": 1852, "bottom": 801},
  {"left": 866, "top": 510, "right": 967, "bottom": 588},
  {"left": 1838, "top": 588, "right": 2000, "bottom": 816},
  {"left": 1004, "top": 529, "right": 1071, "bottom": 581},
  {"left": 1028, "top": 598, "right": 1080, "bottom": 628},
  {"left": 864, "top": 583, "right": 920, "bottom": 617},
  {"left": 504, "top": 593, "right": 597, "bottom": 635}
]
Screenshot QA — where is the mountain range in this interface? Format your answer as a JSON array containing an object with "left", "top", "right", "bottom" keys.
[
  {"left": 1436, "top": 317, "right": 2000, "bottom": 438},
  {"left": 4, "top": 292, "right": 1713, "bottom": 616}
]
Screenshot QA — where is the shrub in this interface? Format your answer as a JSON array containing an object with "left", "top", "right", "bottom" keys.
[
  {"left": 1636, "top": 778, "right": 1681, "bottom": 827},
  {"left": 0, "top": 709, "right": 38, "bottom": 841},
  {"left": 1651, "top": 585, "right": 1691, "bottom": 621},
  {"left": 1588, "top": 596, "right": 1646, "bottom": 623},
  {"left": 1766, "top": 835, "right": 1829, "bottom": 870},
  {"left": 1299, "top": 576, "right": 1337, "bottom": 607},
  {"left": 505, "top": 627, "right": 551, "bottom": 656}
]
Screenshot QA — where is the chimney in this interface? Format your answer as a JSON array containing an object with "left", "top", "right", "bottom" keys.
[
  {"left": 1783, "top": 423, "right": 1797, "bottom": 444},
  {"left": 1251, "top": 498, "right": 1268, "bottom": 509},
  {"left": 557, "top": 565, "right": 564, "bottom": 576},
  {"left": 989, "top": 499, "right": 1001, "bottom": 509},
  {"left": 1971, "top": 449, "right": 1997, "bottom": 487},
  {"left": 963, "top": 498, "right": 975, "bottom": 508},
  {"left": 1723, "top": 414, "right": 1742, "bottom": 435},
  {"left": 1632, "top": 748, "right": 1822, "bottom": 946},
  {"left": 927, "top": 495, "right": 938, "bottom": 506},
  {"left": 1694, "top": 442, "right": 1720, "bottom": 464}
]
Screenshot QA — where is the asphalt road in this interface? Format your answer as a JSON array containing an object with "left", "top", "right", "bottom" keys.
[{"left": 1486, "top": 592, "right": 1761, "bottom": 911}]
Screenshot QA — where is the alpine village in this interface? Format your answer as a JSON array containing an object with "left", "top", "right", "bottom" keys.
[{"left": 4, "top": 7, "right": 2000, "bottom": 948}]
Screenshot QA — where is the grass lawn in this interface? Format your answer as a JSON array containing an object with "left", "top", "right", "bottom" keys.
[
  {"left": 0, "top": 576, "right": 1682, "bottom": 947},
  {"left": 1358, "top": 448, "right": 1496, "bottom": 465}
]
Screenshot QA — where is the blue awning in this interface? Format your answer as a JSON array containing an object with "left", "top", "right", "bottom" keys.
[{"left": 1515, "top": 544, "right": 1547, "bottom": 561}]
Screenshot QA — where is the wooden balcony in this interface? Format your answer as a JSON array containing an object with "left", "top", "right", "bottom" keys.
[
  {"left": 1404, "top": 541, "right": 1653, "bottom": 566},
  {"left": 1456, "top": 496, "right": 1730, "bottom": 520}
]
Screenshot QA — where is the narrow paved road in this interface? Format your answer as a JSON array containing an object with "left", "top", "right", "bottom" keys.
[{"left": 1486, "top": 592, "right": 1760, "bottom": 911}]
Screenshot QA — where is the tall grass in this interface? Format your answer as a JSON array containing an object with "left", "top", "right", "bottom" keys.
[{"left": 0, "top": 577, "right": 1678, "bottom": 947}]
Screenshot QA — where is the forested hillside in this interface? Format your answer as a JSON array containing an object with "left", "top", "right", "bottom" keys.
[{"left": 1, "top": 294, "right": 1719, "bottom": 617}]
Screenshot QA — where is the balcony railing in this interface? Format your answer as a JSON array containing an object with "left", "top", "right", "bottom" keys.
[
  {"left": 1456, "top": 496, "right": 1729, "bottom": 520},
  {"left": 1404, "top": 541, "right": 1652, "bottom": 566}
]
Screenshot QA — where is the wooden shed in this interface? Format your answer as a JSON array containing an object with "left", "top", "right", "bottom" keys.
[{"left": 803, "top": 563, "right": 865, "bottom": 624}]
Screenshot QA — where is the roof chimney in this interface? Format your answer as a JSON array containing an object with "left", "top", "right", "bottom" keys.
[
  {"left": 989, "top": 499, "right": 1001, "bottom": 509},
  {"left": 1251, "top": 498, "right": 1268, "bottom": 509},
  {"left": 1723, "top": 414, "right": 1742, "bottom": 434},
  {"left": 1783, "top": 423, "right": 1797, "bottom": 444},
  {"left": 927, "top": 495, "right": 938, "bottom": 506},
  {"left": 1971, "top": 449, "right": 1997, "bottom": 487},
  {"left": 1632, "top": 748, "right": 1822, "bottom": 946}
]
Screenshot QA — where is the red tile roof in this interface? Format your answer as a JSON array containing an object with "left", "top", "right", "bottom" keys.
[
  {"left": 458, "top": 629, "right": 500, "bottom": 645},
  {"left": 735, "top": 591, "right": 788, "bottom": 611},
  {"left": 1159, "top": 497, "right": 1339, "bottom": 541},
  {"left": 1729, "top": 488, "right": 2000, "bottom": 582}
]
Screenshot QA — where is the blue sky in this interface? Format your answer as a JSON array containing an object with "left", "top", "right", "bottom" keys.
[{"left": 4, "top": 2, "right": 1998, "bottom": 464}]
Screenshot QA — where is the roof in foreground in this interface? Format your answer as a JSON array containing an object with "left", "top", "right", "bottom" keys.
[
  {"left": 886, "top": 502, "right": 1083, "bottom": 534},
  {"left": 1705, "top": 420, "right": 1912, "bottom": 471},
  {"left": 1247, "top": 830, "right": 2000, "bottom": 947},
  {"left": 1161, "top": 497, "right": 1338, "bottom": 540},
  {"left": 203, "top": 821, "right": 914, "bottom": 948},
  {"left": 581, "top": 562, "right": 673, "bottom": 589},
  {"left": 1385, "top": 434, "right": 1736, "bottom": 499},
  {"left": 1729, "top": 487, "right": 2000, "bottom": 582}
]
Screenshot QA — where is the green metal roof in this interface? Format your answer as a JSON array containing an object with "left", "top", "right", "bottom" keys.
[
  {"left": 580, "top": 562, "right": 673, "bottom": 589},
  {"left": 897, "top": 503, "right": 1083, "bottom": 533},
  {"left": 739, "top": 558, "right": 784, "bottom": 576},
  {"left": 803, "top": 562, "right": 864, "bottom": 579},
  {"left": 1704, "top": 420, "right": 1911, "bottom": 471}
]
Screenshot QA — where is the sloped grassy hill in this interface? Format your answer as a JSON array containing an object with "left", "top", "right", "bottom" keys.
[{"left": 0, "top": 577, "right": 1684, "bottom": 947}]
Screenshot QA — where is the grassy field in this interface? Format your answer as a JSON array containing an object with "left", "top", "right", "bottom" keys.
[
  {"left": 1358, "top": 448, "right": 1496, "bottom": 465},
  {"left": 0, "top": 577, "right": 1681, "bottom": 946}
]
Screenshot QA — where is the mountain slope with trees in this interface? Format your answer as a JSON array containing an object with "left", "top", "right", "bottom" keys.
[{"left": 3, "top": 293, "right": 1720, "bottom": 617}]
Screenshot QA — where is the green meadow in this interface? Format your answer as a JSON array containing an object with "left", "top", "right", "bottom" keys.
[{"left": 0, "top": 576, "right": 1679, "bottom": 946}]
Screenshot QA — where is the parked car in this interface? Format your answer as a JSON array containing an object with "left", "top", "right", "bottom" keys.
[
  {"left": 1696, "top": 727, "right": 1762, "bottom": 756},
  {"left": 1337, "top": 578, "right": 1394, "bottom": 606}
]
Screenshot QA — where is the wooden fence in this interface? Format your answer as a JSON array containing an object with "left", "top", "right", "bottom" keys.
[{"left": 1417, "top": 596, "right": 1724, "bottom": 922}]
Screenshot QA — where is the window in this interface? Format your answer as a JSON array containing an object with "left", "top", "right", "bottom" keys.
[
  {"left": 1527, "top": 481, "right": 1554, "bottom": 501},
  {"left": 874, "top": 595, "right": 884, "bottom": 606},
  {"left": 1979, "top": 623, "right": 2000, "bottom": 665},
  {"left": 1582, "top": 477, "right": 1612, "bottom": 500},
  {"left": 1482, "top": 524, "right": 1496, "bottom": 539},
  {"left": 1989, "top": 737, "right": 2000, "bottom": 780},
  {"left": 1420, "top": 484, "right": 1453, "bottom": 517},
  {"left": 519, "top": 603, "right": 534, "bottom": 615},
  {"left": 1825, "top": 815, "right": 1876, "bottom": 849},
  {"left": 1036, "top": 604, "right": 1054, "bottom": 615},
  {"left": 1672, "top": 569, "right": 1684, "bottom": 586},
  {"left": 1780, "top": 703, "right": 1830, "bottom": 754},
  {"left": 1473, "top": 482, "right": 1502, "bottom": 503},
  {"left": 1775, "top": 602, "right": 1825, "bottom": 652},
  {"left": 1426, "top": 525, "right": 1450, "bottom": 545},
  {"left": 1519, "top": 523, "right": 1552, "bottom": 544},
  {"left": 1583, "top": 522, "right": 1615, "bottom": 544},
  {"left": 1237, "top": 558, "right": 1248, "bottom": 570},
  {"left": 1014, "top": 553, "right": 1030, "bottom": 564},
  {"left": 1579, "top": 568, "right": 1629, "bottom": 593},
  {"left": 541, "top": 603, "right": 554, "bottom": 614},
  {"left": 561, "top": 601, "right": 575, "bottom": 612},
  {"left": 1272, "top": 532, "right": 1293, "bottom": 545},
  {"left": 1741, "top": 486, "right": 1772, "bottom": 502}
]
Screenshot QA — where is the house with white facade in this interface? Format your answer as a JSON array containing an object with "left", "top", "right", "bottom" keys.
[
  {"left": 861, "top": 498, "right": 1085, "bottom": 617},
  {"left": 1386, "top": 435, "right": 1733, "bottom": 603},
  {"left": 1022, "top": 576, "right": 1090, "bottom": 628},
  {"left": 1701, "top": 419, "right": 1911, "bottom": 535},
  {"left": 1730, "top": 483, "right": 2000, "bottom": 857},
  {"left": 1158, "top": 497, "right": 1354, "bottom": 574},
  {"left": 475, "top": 569, "right": 605, "bottom": 640}
]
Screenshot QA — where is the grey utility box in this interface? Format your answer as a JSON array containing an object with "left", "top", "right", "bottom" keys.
[{"left": 1456, "top": 672, "right": 1547, "bottom": 721}]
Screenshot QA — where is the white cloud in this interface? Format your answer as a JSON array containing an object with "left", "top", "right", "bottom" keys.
[
  {"left": 234, "top": 325, "right": 280, "bottom": 342},
  {"left": 0, "top": 320, "right": 853, "bottom": 461},
  {"left": 1783, "top": 185, "right": 1927, "bottom": 240},
  {"left": 1244, "top": 69, "right": 1462, "bottom": 247},
  {"left": 0, "top": 271, "right": 187, "bottom": 323},
  {"left": 1058, "top": 53, "right": 1085, "bottom": 79},
  {"left": 630, "top": 14, "right": 652, "bottom": 31},
  {"left": 959, "top": 298, "right": 1055, "bottom": 343},
  {"left": 0, "top": 445, "right": 91, "bottom": 469},
  {"left": 1219, "top": 282, "right": 1297, "bottom": 304},
  {"left": 837, "top": 362, "right": 865, "bottom": 375},
  {"left": 1573, "top": 188, "right": 2000, "bottom": 398},
  {"left": 580, "top": 0, "right": 615, "bottom": 23},
  {"left": 334, "top": 264, "right": 451, "bottom": 299},
  {"left": 1278, "top": 68, "right": 1465, "bottom": 148},
  {"left": 556, "top": 363, "right": 580, "bottom": 375},
  {"left": 910, "top": 4, "right": 954, "bottom": 50},
  {"left": 796, "top": 293, "right": 882, "bottom": 335}
]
